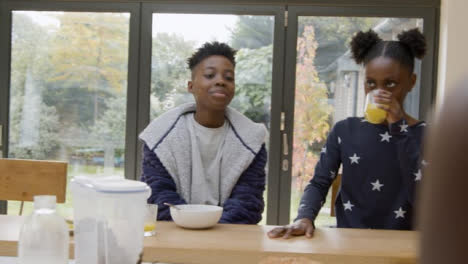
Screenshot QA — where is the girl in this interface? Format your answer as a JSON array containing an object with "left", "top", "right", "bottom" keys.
[{"left": 269, "top": 28, "right": 427, "bottom": 238}]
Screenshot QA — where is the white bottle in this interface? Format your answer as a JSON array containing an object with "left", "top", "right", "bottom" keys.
[{"left": 18, "top": 195, "right": 69, "bottom": 264}]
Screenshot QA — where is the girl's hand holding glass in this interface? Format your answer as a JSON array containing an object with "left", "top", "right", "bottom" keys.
[
  {"left": 372, "top": 89, "right": 404, "bottom": 124},
  {"left": 365, "top": 89, "right": 404, "bottom": 124}
]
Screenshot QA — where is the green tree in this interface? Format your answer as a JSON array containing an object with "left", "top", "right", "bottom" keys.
[
  {"left": 9, "top": 93, "right": 61, "bottom": 160},
  {"left": 10, "top": 12, "right": 130, "bottom": 164},
  {"left": 229, "top": 16, "right": 274, "bottom": 49},
  {"left": 10, "top": 13, "right": 49, "bottom": 98},
  {"left": 90, "top": 96, "right": 126, "bottom": 170},
  {"left": 91, "top": 96, "right": 126, "bottom": 147},
  {"left": 231, "top": 15, "right": 379, "bottom": 79},
  {"left": 232, "top": 45, "right": 273, "bottom": 124},
  {"left": 229, "top": 15, "right": 378, "bottom": 191},
  {"left": 9, "top": 13, "right": 61, "bottom": 160},
  {"left": 151, "top": 33, "right": 195, "bottom": 102},
  {"left": 299, "top": 17, "right": 379, "bottom": 74}
]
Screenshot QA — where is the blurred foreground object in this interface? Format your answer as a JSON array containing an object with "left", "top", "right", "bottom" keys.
[{"left": 419, "top": 79, "right": 468, "bottom": 264}]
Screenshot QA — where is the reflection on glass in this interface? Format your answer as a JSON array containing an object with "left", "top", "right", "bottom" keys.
[
  {"left": 8, "top": 11, "right": 130, "bottom": 218},
  {"left": 291, "top": 17, "right": 423, "bottom": 226},
  {"left": 150, "top": 14, "right": 274, "bottom": 224}
]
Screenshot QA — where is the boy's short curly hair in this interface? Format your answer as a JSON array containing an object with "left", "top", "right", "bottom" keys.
[{"left": 187, "top": 42, "right": 237, "bottom": 70}]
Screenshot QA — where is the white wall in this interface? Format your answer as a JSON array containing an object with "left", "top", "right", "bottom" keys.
[{"left": 436, "top": 0, "right": 468, "bottom": 108}]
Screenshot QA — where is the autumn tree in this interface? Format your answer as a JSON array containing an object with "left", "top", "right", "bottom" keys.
[
  {"left": 47, "top": 13, "right": 129, "bottom": 168},
  {"left": 292, "top": 25, "right": 332, "bottom": 191},
  {"left": 47, "top": 12, "right": 129, "bottom": 126}
]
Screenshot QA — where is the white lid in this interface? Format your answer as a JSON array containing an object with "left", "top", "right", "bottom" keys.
[
  {"left": 33, "top": 195, "right": 56, "bottom": 210},
  {"left": 72, "top": 176, "right": 149, "bottom": 193}
]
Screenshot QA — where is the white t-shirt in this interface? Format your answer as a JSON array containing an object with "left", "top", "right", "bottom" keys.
[{"left": 187, "top": 113, "right": 229, "bottom": 205}]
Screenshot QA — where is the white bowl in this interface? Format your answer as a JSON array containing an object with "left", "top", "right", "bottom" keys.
[{"left": 170, "top": 204, "right": 223, "bottom": 229}]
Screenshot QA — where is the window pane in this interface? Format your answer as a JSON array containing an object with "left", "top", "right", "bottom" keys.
[
  {"left": 8, "top": 11, "right": 130, "bottom": 218},
  {"left": 150, "top": 14, "right": 274, "bottom": 224},
  {"left": 290, "top": 17, "right": 423, "bottom": 226}
]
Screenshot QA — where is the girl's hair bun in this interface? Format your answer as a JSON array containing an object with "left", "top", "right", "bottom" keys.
[
  {"left": 397, "top": 28, "right": 427, "bottom": 59},
  {"left": 350, "top": 29, "right": 382, "bottom": 64}
]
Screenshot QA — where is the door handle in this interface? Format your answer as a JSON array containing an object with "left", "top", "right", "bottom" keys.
[{"left": 282, "top": 132, "right": 288, "bottom": 155}]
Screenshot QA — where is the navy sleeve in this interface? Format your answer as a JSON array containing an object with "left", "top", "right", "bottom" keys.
[
  {"left": 219, "top": 144, "right": 267, "bottom": 224},
  {"left": 389, "top": 120, "right": 425, "bottom": 206},
  {"left": 141, "top": 144, "right": 187, "bottom": 221},
  {"left": 296, "top": 124, "right": 342, "bottom": 223}
]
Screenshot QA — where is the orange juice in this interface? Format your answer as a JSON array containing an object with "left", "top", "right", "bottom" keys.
[
  {"left": 66, "top": 219, "right": 74, "bottom": 230},
  {"left": 144, "top": 223, "right": 156, "bottom": 232},
  {"left": 365, "top": 103, "right": 387, "bottom": 124},
  {"left": 144, "top": 204, "right": 158, "bottom": 236}
]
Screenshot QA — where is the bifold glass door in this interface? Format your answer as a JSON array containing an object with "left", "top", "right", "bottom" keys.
[{"left": 0, "top": 2, "right": 437, "bottom": 225}]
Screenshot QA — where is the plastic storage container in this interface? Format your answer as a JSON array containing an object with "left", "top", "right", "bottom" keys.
[
  {"left": 18, "top": 195, "right": 69, "bottom": 264},
  {"left": 71, "top": 176, "right": 150, "bottom": 264}
]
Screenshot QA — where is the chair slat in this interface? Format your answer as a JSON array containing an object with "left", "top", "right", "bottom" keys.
[{"left": 0, "top": 159, "right": 67, "bottom": 203}]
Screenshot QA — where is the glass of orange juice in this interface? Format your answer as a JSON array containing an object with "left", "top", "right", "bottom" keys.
[
  {"left": 144, "top": 204, "right": 158, "bottom": 237},
  {"left": 364, "top": 89, "right": 387, "bottom": 124}
]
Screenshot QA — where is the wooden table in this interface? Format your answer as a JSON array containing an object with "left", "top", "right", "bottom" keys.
[{"left": 0, "top": 215, "right": 418, "bottom": 264}]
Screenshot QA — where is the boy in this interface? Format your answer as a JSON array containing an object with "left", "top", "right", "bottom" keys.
[{"left": 140, "top": 42, "right": 267, "bottom": 224}]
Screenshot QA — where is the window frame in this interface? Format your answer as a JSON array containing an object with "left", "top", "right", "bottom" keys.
[{"left": 0, "top": 1, "right": 439, "bottom": 224}]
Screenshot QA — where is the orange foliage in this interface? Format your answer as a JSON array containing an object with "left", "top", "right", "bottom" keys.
[{"left": 292, "top": 26, "right": 333, "bottom": 192}]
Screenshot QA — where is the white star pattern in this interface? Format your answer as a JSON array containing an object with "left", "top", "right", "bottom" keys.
[
  {"left": 371, "top": 180, "right": 384, "bottom": 191},
  {"left": 379, "top": 131, "right": 392, "bottom": 142},
  {"left": 349, "top": 153, "right": 360, "bottom": 164},
  {"left": 414, "top": 169, "right": 422, "bottom": 181},
  {"left": 421, "top": 160, "right": 429, "bottom": 167},
  {"left": 400, "top": 124, "right": 409, "bottom": 133},
  {"left": 343, "top": 200, "right": 354, "bottom": 211},
  {"left": 394, "top": 207, "right": 406, "bottom": 219},
  {"left": 321, "top": 147, "right": 327, "bottom": 154},
  {"left": 330, "top": 171, "right": 336, "bottom": 179},
  {"left": 338, "top": 137, "right": 342, "bottom": 144}
]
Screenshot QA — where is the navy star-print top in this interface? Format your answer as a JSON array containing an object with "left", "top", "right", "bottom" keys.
[{"left": 296, "top": 117, "right": 426, "bottom": 230}]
